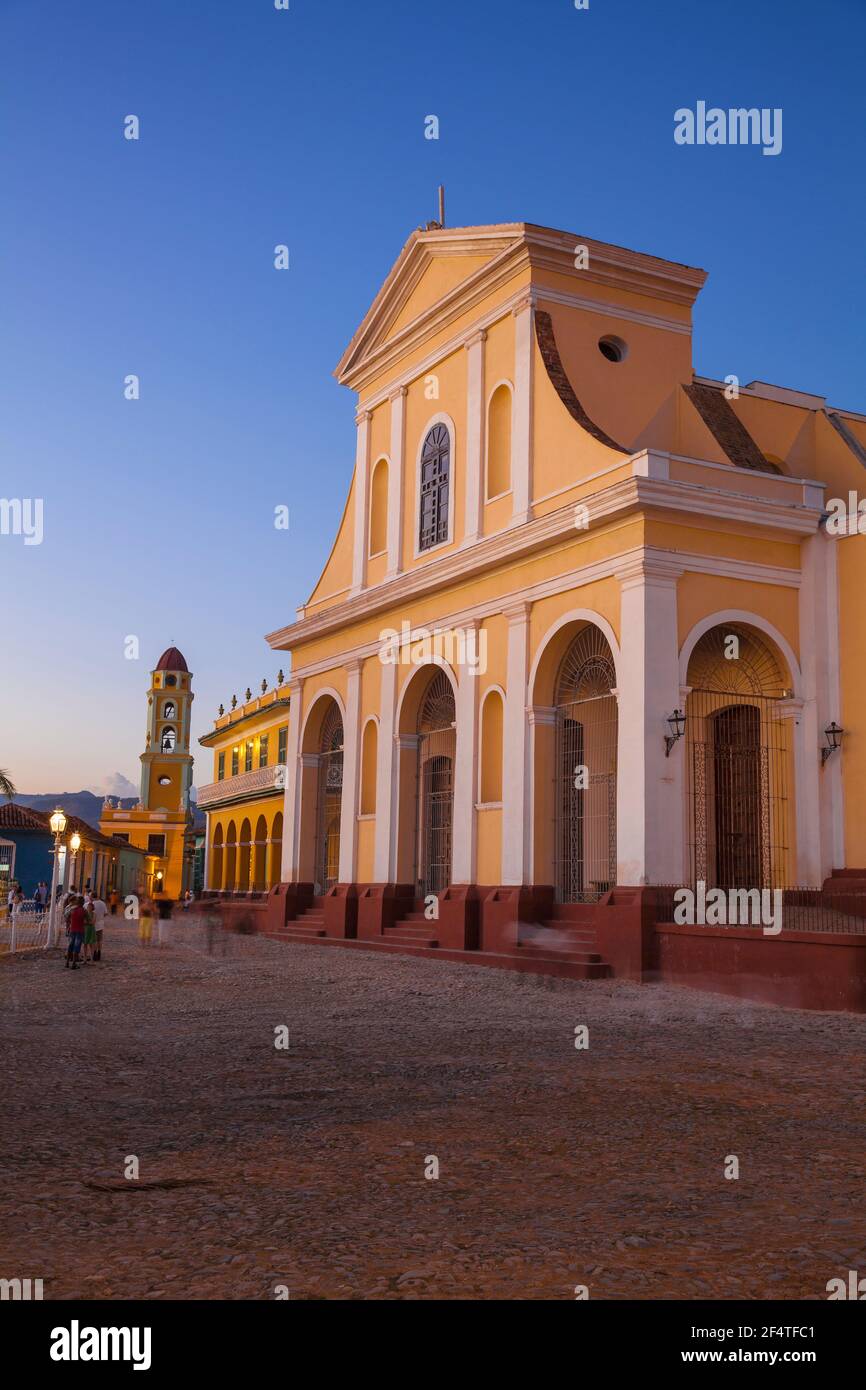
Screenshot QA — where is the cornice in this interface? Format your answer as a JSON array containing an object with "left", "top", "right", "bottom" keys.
[{"left": 266, "top": 473, "right": 818, "bottom": 654}]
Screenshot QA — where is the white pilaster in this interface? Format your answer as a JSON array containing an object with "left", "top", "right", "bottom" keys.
[
  {"left": 374, "top": 658, "right": 398, "bottom": 881},
  {"left": 280, "top": 676, "right": 304, "bottom": 883},
  {"left": 464, "top": 330, "right": 486, "bottom": 546},
  {"left": 501, "top": 602, "right": 531, "bottom": 884},
  {"left": 615, "top": 555, "right": 685, "bottom": 885},
  {"left": 451, "top": 626, "right": 480, "bottom": 883},
  {"left": 511, "top": 294, "right": 535, "bottom": 527},
  {"left": 351, "top": 410, "right": 372, "bottom": 594},
  {"left": 801, "top": 526, "right": 844, "bottom": 880},
  {"left": 387, "top": 388, "right": 406, "bottom": 578},
  {"left": 527, "top": 705, "right": 556, "bottom": 884},
  {"left": 338, "top": 661, "right": 362, "bottom": 883}
]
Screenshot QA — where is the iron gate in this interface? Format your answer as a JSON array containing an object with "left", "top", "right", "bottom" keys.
[
  {"left": 316, "top": 706, "right": 343, "bottom": 894},
  {"left": 686, "top": 688, "right": 790, "bottom": 890},
  {"left": 416, "top": 671, "right": 456, "bottom": 896},
  {"left": 554, "top": 694, "right": 617, "bottom": 901},
  {"left": 552, "top": 626, "right": 618, "bottom": 904}
]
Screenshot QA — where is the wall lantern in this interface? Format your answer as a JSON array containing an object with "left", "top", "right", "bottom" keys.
[
  {"left": 49, "top": 808, "right": 67, "bottom": 837},
  {"left": 821, "top": 721, "right": 844, "bottom": 766},
  {"left": 664, "top": 709, "right": 686, "bottom": 757}
]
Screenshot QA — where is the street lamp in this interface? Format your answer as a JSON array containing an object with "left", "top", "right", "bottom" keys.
[
  {"left": 46, "top": 807, "right": 67, "bottom": 948},
  {"left": 664, "top": 708, "right": 687, "bottom": 757},
  {"left": 821, "top": 721, "right": 844, "bottom": 766},
  {"left": 69, "top": 831, "right": 82, "bottom": 893}
]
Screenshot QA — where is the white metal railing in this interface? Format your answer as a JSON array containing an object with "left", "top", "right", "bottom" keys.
[
  {"left": 196, "top": 764, "right": 287, "bottom": 808},
  {"left": 0, "top": 904, "right": 50, "bottom": 953}
]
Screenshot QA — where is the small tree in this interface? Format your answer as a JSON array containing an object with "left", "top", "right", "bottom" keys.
[{"left": 0, "top": 769, "right": 15, "bottom": 801}]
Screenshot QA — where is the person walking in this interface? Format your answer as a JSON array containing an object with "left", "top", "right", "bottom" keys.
[
  {"left": 65, "top": 896, "right": 86, "bottom": 969},
  {"left": 109, "top": 888, "right": 119, "bottom": 917},
  {"left": 138, "top": 896, "right": 154, "bottom": 947},
  {"left": 90, "top": 891, "right": 107, "bottom": 961}
]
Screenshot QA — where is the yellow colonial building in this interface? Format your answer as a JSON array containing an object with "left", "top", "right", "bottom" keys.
[
  {"left": 248, "top": 217, "right": 866, "bottom": 964},
  {"left": 100, "top": 646, "right": 195, "bottom": 901},
  {"left": 197, "top": 680, "right": 289, "bottom": 894}
]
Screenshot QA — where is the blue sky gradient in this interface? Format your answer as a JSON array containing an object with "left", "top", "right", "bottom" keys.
[{"left": 1, "top": 0, "right": 863, "bottom": 793}]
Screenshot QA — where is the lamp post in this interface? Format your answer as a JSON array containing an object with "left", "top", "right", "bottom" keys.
[{"left": 47, "top": 807, "right": 68, "bottom": 948}]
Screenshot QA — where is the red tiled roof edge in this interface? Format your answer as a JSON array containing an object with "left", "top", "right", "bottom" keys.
[
  {"left": 534, "top": 310, "right": 630, "bottom": 455},
  {"left": 683, "top": 381, "right": 773, "bottom": 473}
]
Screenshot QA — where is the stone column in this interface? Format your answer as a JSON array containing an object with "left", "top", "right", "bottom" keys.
[
  {"left": 350, "top": 410, "right": 372, "bottom": 595},
  {"left": 464, "top": 330, "right": 486, "bottom": 545},
  {"left": 615, "top": 555, "right": 685, "bottom": 885},
  {"left": 501, "top": 602, "right": 531, "bottom": 885},
  {"left": 374, "top": 657, "right": 398, "bottom": 882},
  {"left": 279, "top": 675, "right": 304, "bottom": 883},
  {"left": 338, "top": 660, "right": 362, "bottom": 883},
  {"left": 387, "top": 388, "right": 406, "bottom": 578},
  {"left": 451, "top": 625, "right": 480, "bottom": 883},
  {"left": 511, "top": 293, "right": 535, "bottom": 527}
]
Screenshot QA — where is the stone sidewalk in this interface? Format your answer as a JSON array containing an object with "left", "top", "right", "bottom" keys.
[{"left": 1, "top": 920, "right": 864, "bottom": 1300}]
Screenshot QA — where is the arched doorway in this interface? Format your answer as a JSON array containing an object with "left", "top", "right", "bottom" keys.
[
  {"left": 316, "top": 703, "right": 343, "bottom": 893},
  {"left": 238, "top": 818, "right": 252, "bottom": 893},
  {"left": 269, "top": 811, "right": 283, "bottom": 888},
  {"left": 211, "top": 824, "right": 224, "bottom": 891},
  {"left": 685, "top": 624, "right": 791, "bottom": 889},
  {"left": 417, "top": 671, "right": 456, "bottom": 895},
  {"left": 253, "top": 815, "right": 268, "bottom": 891},
  {"left": 554, "top": 626, "right": 618, "bottom": 902},
  {"left": 224, "top": 820, "right": 237, "bottom": 893}
]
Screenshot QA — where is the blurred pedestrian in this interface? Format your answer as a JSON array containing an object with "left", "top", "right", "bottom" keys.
[
  {"left": 138, "top": 896, "right": 154, "bottom": 947},
  {"left": 109, "top": 888, "right": 119, "bottom": 916}
]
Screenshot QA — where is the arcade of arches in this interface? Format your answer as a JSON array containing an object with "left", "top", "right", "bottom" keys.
[
  {"left": 278, "top": 598, "right": 832, "bottom": 917},
  {"left": 209, "top": 808, "right": 284, "bottom": 893}
]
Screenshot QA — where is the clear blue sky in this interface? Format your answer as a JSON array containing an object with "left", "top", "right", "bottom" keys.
[{"left": 2, "top": 0, "right": 864, "bottom": 794}]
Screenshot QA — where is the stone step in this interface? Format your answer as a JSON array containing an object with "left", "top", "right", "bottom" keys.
[
  {"left": 513, "top": 954, "right": 611, "bottom": 979},
  {"left": 277, "top": 925, "right": 326, "bottom": 939},
  {"left": 383, "top": 932, "right": 439, "bottom": 948},
  {"left": 517, "top": 942, "right": 604, "bottom": 964},
  {"left": 546, "top": 903, "right": 600, "bottom": 923}
]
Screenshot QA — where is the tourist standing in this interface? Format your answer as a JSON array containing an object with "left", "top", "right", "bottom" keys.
[
  {"left": 90, "top": 891, "right": 107, "bottom": 960},
  {"left": 81, "top": 892, "right": 97, "bottom": 962},
  {"left": 109, "top": 888, "right": 119, "bottom": 916},
  {"left": 66, "top": 896, "right": 86, "bottom": 969}
]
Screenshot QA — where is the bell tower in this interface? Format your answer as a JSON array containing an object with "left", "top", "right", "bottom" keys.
[{"left": 141, "top": 646, "right": 195, "bottom": 814}]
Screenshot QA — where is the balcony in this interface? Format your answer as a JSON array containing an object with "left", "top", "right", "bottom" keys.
[{"left": 196, "top": 764, "right": 287, "bottom": 810}]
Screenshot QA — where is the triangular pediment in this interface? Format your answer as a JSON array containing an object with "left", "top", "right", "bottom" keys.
[{"left": 335, "top": 224, "right": 526, "bottom": 386}]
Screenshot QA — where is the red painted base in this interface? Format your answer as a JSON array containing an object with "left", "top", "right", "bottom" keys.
[{"left": 200, "top": 881, "right": 866, "bottom": 1014}]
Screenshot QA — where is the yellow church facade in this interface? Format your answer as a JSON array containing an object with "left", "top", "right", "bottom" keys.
[
  {"left": 100, "top": 647, "right": 195, "bottom": 901},
  {"left": 207, "top": 220, "right": 866, "bottom": 989}
]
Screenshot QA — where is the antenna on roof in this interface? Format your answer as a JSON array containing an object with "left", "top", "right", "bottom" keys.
[{"left": 424, "top": 185, "right": 446, "bottom": 232}]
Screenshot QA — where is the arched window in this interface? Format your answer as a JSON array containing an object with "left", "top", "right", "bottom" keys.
[
  {"left": 479, "top": 689, "right": 504, "bottom": 803},
  {"left": 369, "top": 458, "right": 389, "bottom": 557},
  {"left": 360, "top": 718, "right": 378, "bottom": 815},
  {"left": 161, "top": 727, "right": 176, "bottom": 753},
  {"left": 163, "top": 700, "right": 175, "bottom": 718},
  {"left": 418, "top": 424, "right": 451, "bottom": 551},
  {"left": 486, "top": 384, "right": 512, "bottom": 500}
]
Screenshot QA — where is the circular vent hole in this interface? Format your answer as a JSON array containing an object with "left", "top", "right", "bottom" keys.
[{"left": 598, "top": 335, "right": 627, "bottom": 363}]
